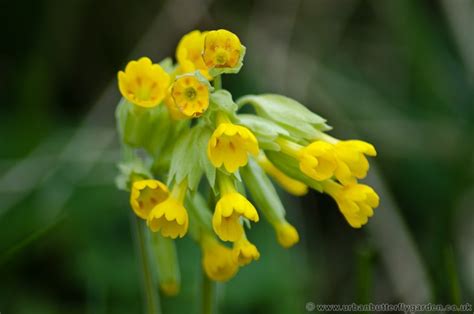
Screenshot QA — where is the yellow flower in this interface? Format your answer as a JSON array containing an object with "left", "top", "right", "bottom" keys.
[
  {"left": 213, "top": 192, "right": 259, "bottom": 242},
  {"left": 232, "top": 237, "right": 260, "bottom": 266},
  {"left": 323, "top": 180, "right": 380, "bottom": 228},
  {"left": 170, "top": 75, "right": 209, "bottom": 117},
  {"left": 207, "top": 118, "right": 259, "bottom": 173},
  {"left": 257, "top": 153, "right": 308, "bottom": 196},
  {"left": 333, "top": 140, "right": 377, "bottom": 185},
  {"left": 274, "top": 221, "right": 300, "bottom": 248},
  {"left": 147, "top": 181, "right": 189, "bottom": 239},
  {"left": 201, "top": 235, "right": 239, "bottom": 282},
  {"left": 212, "top": 173, "right": 259, "bottom": 242},
  {"left": 130, "top": 179, "right": 169, "bottom": 220},
  {"left": 299, "top": 141, "right": 338, "bottom": 181},
  {"left": 203, "top": 29, "right": 242, "bottom": 69},
  {"left": 118, "top": 57, "right": 170, "bottom": 108},
  {"left": 164, "top": 90, "right": 188, "bottom": 120},
  {"left": 176, "top": 30, "right": 211, "bottom": 79}
]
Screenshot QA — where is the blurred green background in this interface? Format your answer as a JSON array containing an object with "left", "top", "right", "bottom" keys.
[{"left": 1, "top": 0, "right": 473, "bottom": 313}]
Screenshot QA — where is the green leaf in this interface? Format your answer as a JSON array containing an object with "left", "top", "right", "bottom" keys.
[
  {"left": 202, "top": 89, "right": 238, "bottom": 126},
  {"left": 265, "top": 150, "right": 323, "bottom": 192},
  {"left": 115, "top": 158, "right": 153, "bottom": 191},
  {"left": 196, "top": 126, "right": 216, "bottom": 188},
  {"left": 210, "top": 90, "right": 238, "bottom": 116},
  {"left": 237, "top": 94, "right": 331, "bottom": 140},
  {"left": 167, "top": 129, "right": 200, "bottom": 189},
  {"left": 208, "top": 45, "right": 246, "bottom": 76},
  {"left": 168, "top": 124, "right": 215, "bottom": 190},
  {"left": 237, "top": 114, "right": 289, "bottom": 150}
]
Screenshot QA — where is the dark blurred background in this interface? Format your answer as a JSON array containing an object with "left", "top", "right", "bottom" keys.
[{"left": 0, "top": 0, "right": 473, "bottom": 313}]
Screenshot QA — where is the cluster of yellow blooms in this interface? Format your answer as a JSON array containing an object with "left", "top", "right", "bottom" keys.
[{"left": 115, "top": 29, "right": 379, "bottom": 293}]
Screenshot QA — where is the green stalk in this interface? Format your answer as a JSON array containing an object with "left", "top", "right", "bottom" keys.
[
  {"left": 202, "top": 270, "right": 216, "bottom": 314},
  {"left": 355, "top": 245, "right": 374, "bottom": 312},
  {"left": 133, "top": 215, "right": 161, "bottom": 314},
  {"left": 213, "top": 75, "right": 222, "bottom": 90}
]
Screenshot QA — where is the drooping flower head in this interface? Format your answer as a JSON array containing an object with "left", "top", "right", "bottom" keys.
[
  {"left": 147, "top": 180, "right": 189, "bottom": 238},
  {"left": 274, "top": 221, "right": 300, "bottom": 248},
  {"left": 201, "top": 235, "right": 239, "bottom": 282},
  {"left": 170, "top": 75, "right": 210, "bottom": 118},
  {"left": 323, "top": 181, "right": 380, "bottom": 228},
  {"left": 207, "top": 115, "right": 259, "bottom": 173},
  {"left": 203, "top": 29, "right": 242, "bottom": 69},
  {"left": 176, "top": 30, "right": 210, "bottom": 79},
  {"left": 333, "top": 140, "right": 377, "bottom": 185},
  {"left": 212, "top": 174, "right": 259, "bottom": 242},
  {"left": 118, "top": 57, "right": 170, "bottom": 108},
  {"left": 299, "top": 141, "right": 337, "bottom": 181},
  {"left": 232, "top": 236, "right": 260, "bottom": 266},
  {"left": 130, "top": 179, "right": 169, "bottom": 219}
]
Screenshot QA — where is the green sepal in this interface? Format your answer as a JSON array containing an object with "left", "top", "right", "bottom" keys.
[
  {"left": 115, "top": 98, "right": 172, "bottom": 155},
  {"left": 168, "top": 124, "right": 216, "bottom": 191},
  {"left": 240, "top": 158, "right": 286, "bottom": 225},
  {"left": 115, "top": 97, "right": 130, "bottom": 140},
  {"left": 237, "top": 114, "right": 289, "bottom": 150},
  {"left": 186, "top": 192, "right": 213, "bottom": 234},
  {"left": 211, "top": 90, "right": 238, "bottom": 116},
  {"left": 202, "top": 89, "right": 239, "bottom": 126},
  {"left": 236, "top": 94, "right": 331, "bottom": 140},
  {"left": 151, "top": 119, "right": 190, "bottom": 175},
  {"left": 208, "top": 45, "right": 246, "bottom": 77},
  {"left": 143, "top": 105, "right": 172, "bottom": 157},
  {"left": 159, "top": 57, "right": 176, "bottom": 74},
  {"left": 265, "top": 150, "right": 323, "bottom": 192},
  {"left": 149, "top": 232, "right": 181, "bottom": 296},
  {"left": 115, "top": 157, "right": 153, "bottom": 191}
]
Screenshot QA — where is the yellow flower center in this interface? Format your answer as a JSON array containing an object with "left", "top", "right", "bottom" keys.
[
  {"left": 171, "top": 76, "right": 209, "bottom": 117},
  {"left": 184, "top": 87, "right": 197, "bottom": 100},
  {"left": 215, "top": 49, "right": 229, "bottom": 65}
]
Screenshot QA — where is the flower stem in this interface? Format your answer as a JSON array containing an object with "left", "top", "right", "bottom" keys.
[
  {"left": 133, "top": 215, "right": 161, "bottom": 314},
  {"left": 213, "top": 75, "right": 222, "bottom": 90},
  {"left": 202, "top": 270, "right": 216, "bottom": 314}
]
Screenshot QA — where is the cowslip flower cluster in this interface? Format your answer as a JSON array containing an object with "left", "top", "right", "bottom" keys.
[{"left": 115, "top": 29, "right": 379, "bottom": 294}]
